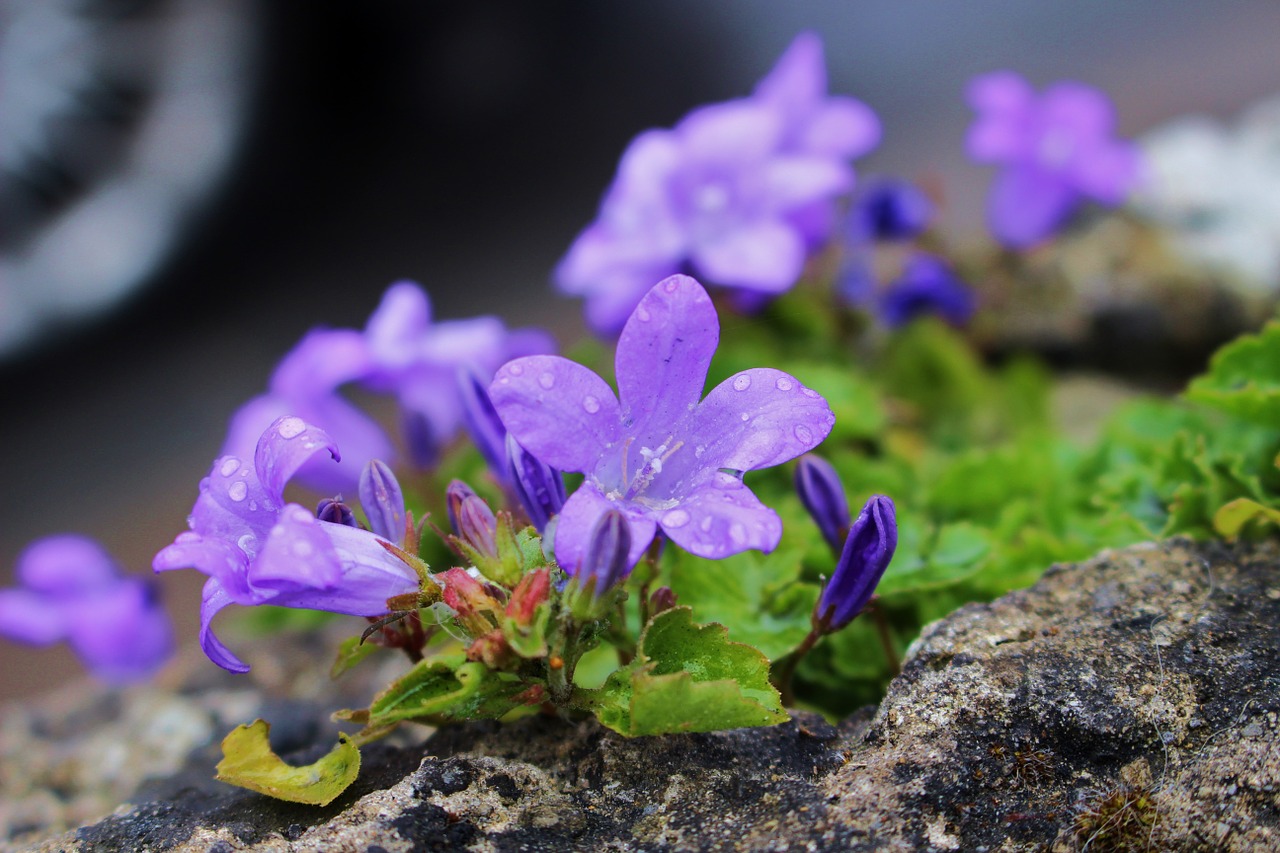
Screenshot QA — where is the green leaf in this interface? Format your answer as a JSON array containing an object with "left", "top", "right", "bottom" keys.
[
  {"left": 330, "top": 635, "right": 382, "bottom": 679},
  {"left": 1186, "top": 320, "right": 1280, "bottom": 424},
  {"left": 1214, "top": 497, "right": 1280, "bottom": 538},
  {"left": 215, "top": 719, "right": 359, "bottom": 806},
  {"left": 586, "top": 607, "right": 787, "bottom": 736},
  {"left": 345, "top": 655, "right": 533, "bottom": 734}
]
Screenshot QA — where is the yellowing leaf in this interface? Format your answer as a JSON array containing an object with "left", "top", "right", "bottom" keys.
[{"left": 215, "top": 719, "right": 360, "bottom": 806}]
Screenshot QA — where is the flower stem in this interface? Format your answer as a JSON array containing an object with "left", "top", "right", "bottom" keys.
[
  {"left": 773, "top": 626, "right": 822, "bottom": 707},
  {"left": 866, "top": 597, "right": 900, "bottom": 677}
]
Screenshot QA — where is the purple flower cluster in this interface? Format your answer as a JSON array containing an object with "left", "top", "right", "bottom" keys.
[
  {"left": 491, "top": 274, "right": 835, "bottom": 573},
  {"left": 154, "top": 416, "right": 420, "bottom": 673},
  {"left": 556, "top": 32, "right": 879, "bottom": 335},
  {"left": 0, "top": 536, "right": 174, "bottom": 684},
  {"left": 966, "top": 70, "right": 1143, "bottom": 248},
  {"left": 225, "top": 281, "right": 554, "bottom": 494}
]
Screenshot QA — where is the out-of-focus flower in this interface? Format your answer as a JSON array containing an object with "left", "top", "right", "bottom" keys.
[
  {"left": 815, "top": 495, "right": 897, "bottom": 632},
  {"left": 878, "top": 253, "right": 976, "bottom": 328},
  {"left": 1128, "top": 94, "right": 1280, "bottom": 292},
  {"left": 847, "top": 177, "right": 934, "bottom": 242},
  {"left": 492, "top": 274, "right": 835, "bottom": 572},
  {"left": 224, "top": 282, "right": 555, "bottom": 494},
  {"left": 556, "top": 32, "right": 878, "bottom": 335},
  {"left": 0, "top": 535, "right": 173, "bottom": 684},
  {"left": 966, "top": 70, "right": 1142, "bottom": 248},
  {"left": 154, "top": 416, "right": 420, "bottom": 673}
]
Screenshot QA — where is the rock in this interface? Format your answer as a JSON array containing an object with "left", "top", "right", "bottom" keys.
[{"left": 12, "top": 537, "right": 1280, "bottom": 851}]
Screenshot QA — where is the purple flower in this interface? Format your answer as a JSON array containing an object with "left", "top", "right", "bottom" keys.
[
  {"left": 154, "top": 416, "right": 420, "bottom": 673},
  {"left": 224, "top": 281, "right": 555, "bottom": 494},
  {"left": 878, "top": 253, "right": 975, "bottom": 328},
  {"left": 847, "top": 177, "right": 934, "bottom": 242},
  {"left": 506, "top": 433, "right": 566, "bottom": 533},
  {"left": 966, "top": 70, "right": 1143, "bottom": 248},
  {"left": 0, "top": 536, "right": 174, "bottom": 684},
  {"left": 815, "top": 495, "right": 897, "bottom": 632},
  {"left": 358, "top": 459, "right": 406, "bottom": 545},
  {"left": 578, "top": 509, "right": 631, "bottom": 600},
  {"left": 491, "top": 274, "right": 835, "bottom": 572},
  {"left": 794, "top": 454, "right": 850, "bottom": 555},
  {"left": 556, "top": 33, "right": 876, "bottom": 335}
]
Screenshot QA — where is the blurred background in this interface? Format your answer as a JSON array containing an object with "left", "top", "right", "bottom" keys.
[{"left": 4, "top": 0, "right": 1280, "bottom": 699}]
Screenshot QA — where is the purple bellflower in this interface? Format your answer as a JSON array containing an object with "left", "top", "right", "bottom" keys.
[
  {"left": 795, "top": 454, "right": 851, "bottom": 555},
  {"left": 506, "top": 433, "right": 566, "bottom": 533},
  {"left": 815, "top": 495, "right": 897, "bottom": 632},
  {"left": 878, "top": 253, "right": 976, "bottom": 329},
  {"left": 224, "top": 281, "right": 554, "bottom": 494},
  {"left": 154, "top": 416, "right": 420, "bottom": 673},
  {"left": 847, "top": 177, "right": 934, "bottom": 242},
  {"left": 0, "top": 535, "right": 174, "bottom": 684},
  {"left": 491, "top": 274, "right": 835, "bottom": 572},
  {"left": 555, "top": 32, "right": 877, "bottom": 335},
  {"left": 966, "top": 70, "right": 1143, "bottom": 248},
  {"left": 578, "top": 509, "right": 632, "bottom": 600}
]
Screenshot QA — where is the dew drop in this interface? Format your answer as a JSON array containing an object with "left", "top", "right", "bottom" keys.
[
  {"left": 740, "top": 413, "right": 750, "bottom": 422},
  {"left": 802, "top": 387, "right": 819, "bottom": 398},
  {"left": 509, "top": 363, "right": 524, "bottom": 376},
  {"left": 582, "top": 395, "right": 600, "bottom": 414},
  {"left": 732, "top": 374, "right": 751, "bottom": 391},
  {"left": 729, "top": 523, "right": 747, "bottom": 546},
  {"left": 248, "top": 500, "right": 258, "bottom": 511},
  {"left": 663, "top": 278, "right": 680, "bottom": 293},
  {"left": 636, "top": 306, "right": 651, "bottom": 322},
  {"left": 228, "top": 481, "right": 248, "bottom": 502},
  {"left": 294, "top": 540, "right": 313, "bottom": 556},
  {"left": 700, "top": 517, "right": 713, "bottom": 532},
  {"left": 277, "top": 417, "right": 306, "bottom": 439},
  {"left": 219, "top": 458, "right": 239, "bottom": 477},
  {"left": 775, "top": 377, "right": 793, "bottom": 392},
  {"left": 794, "top": 425, "right": 813, "bottom": 444},
  {"left": 539, "top": 372, "right": 556, "bottom": 390},
  {"left": 662, "top": 509, "right": 690, "bottom": 528}
]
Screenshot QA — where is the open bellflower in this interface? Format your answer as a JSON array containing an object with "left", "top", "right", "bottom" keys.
[
  {"left": 154, "top": 416, "right": 420, "bottom": 673},
  {"left": 966, "top": 70, "right": 1142, "bottom": 248},
  {"left": 816, "top": 495, "right": 897, "bottom": 632},
  {"left": 555, "top": 32, "right": 877, "bottom": 335},
  {"left": 0, "top": 535, "right": 174, "bottom": 685},
  {"left": 491, "top": 274, "right": 835, "bottom": 572},
  {"left": 224, "top": 281, "right": 554, "bottom": 494}
]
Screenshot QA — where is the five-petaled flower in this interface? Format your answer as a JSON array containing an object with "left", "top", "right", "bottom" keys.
[
  {"left": 224, "top": 281, "right": 554, "bottom": 494},
  {"left": 555, "top": 31, "right": 878, "bottom": 335},
  {"left": 0, "top": 535, "right": 174, "bottom": 684},
  {"left": 966, "top": 70, "right": 1143, "bottom": 248},
  {"left": 154, "top": 416, "right": 420, "bottom": 673},
  {"left": 490, "top": 274, "right": 835, "bottom": 573}
]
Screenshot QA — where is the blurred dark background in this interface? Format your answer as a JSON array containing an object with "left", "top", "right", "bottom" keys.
[{"left": 4, "top": 1, "right": 1280, "bottom": 699}]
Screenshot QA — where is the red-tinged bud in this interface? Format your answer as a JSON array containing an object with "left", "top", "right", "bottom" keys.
[
  {"left": 511, "top": 683, "right": 548, "bottom": 706},
  {"left": 467, "top": 627, "right": 515, "bottom": 669},
  {"left": 649, "top": 586, "right": 678, "bottom": 615},
  {"left": 437, "top": 567, "right": 500, "bottom": 636},
  {"left": 506, "top": 568, "right": 551, "bottom": 627}
]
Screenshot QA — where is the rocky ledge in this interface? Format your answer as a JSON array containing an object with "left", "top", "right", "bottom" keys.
[{"left": 11, "top": 536, "right": 1280, "bottom": 852}]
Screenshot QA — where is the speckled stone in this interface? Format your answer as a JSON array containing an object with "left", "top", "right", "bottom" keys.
[{"left": 12, "top": 537, "right": 1280, "bottom": 852}]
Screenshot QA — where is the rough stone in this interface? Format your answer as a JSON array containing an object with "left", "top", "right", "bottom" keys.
[{"left": 10, "top": 537, "right": 1280, "bottom": 851}]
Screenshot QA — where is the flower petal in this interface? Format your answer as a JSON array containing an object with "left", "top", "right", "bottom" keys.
[
  {"left": 278, "top": 523, "right": 420, "bottom": 615},
  {"left": 490, "top": 356, "right": 621, "bottom": 473},
  {"left": 0, "top": 589, "right": 66, "bottom": 645},
  {"left": 614, "top": 275, "right": 719, "bottom": 438},
  {"left": 689, "top": 368, "right": 835, "bottom": 474},
  {"left": 553, "top": 484, "right": 657, "bottom": 573},
  {"left": 253, "top": 416, "right": 340, "bottom": 504},
  {"left": 364, "top": 280, "right": 432, "bottom": 371},
  {"left": 657, "top": 473, "right": 782, "bottom": 560},
  {"left": 986, "top": 165, "right": 1078, "bottom": 248},
  {"left": 762, "top": 156, "right": 854, "bottom": 212},
  {"left": 753, "top": 31, "right": 824, "bottom": 114},
  {"left": 247, "top": 504, "right": 344, "bottom": 594},
  {"left": 270, "top": 328, "right": 374, "bottom": 399},
  {"left": 800, "top": 98, "right": 882, "bottom": 159},
  {"left": 199, "top": 577, "right": 250, "bottom": 673},
  {"left": 966, "top": 70, "right": 1034, "bottom": 162},
  {"left": 65, "top": 580, "right": 174, "bottom": 684},
  {"left": 153, "top": 531, "right": 254, "bottom": 601},
  {"left": 16, "top": 534, "right": 118, "bottom": 594},
  {"left": 692, "top": 220, "right": 806, "bottom": 293}
]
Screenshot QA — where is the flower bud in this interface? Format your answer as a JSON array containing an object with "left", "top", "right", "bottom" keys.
[
  {"left": 447, "top": 481, "right": 498, "bottom": 560},
  {"left": 579, "top": 509, "right": 631, "bottom": 597},
  {"left": 505, "top": 434, "right": 565, "bottom": 532},
  {"left": 358, "top": 459, "right": 406, "bottom": 544},
  {"left": 402, "top": 410, "right": 438, "bottom": 469},
  {"left": 815, "top": 495, "right": 897, "bottom": 632},
  {"left": 457, "top": 366, "right": 510, "bottom": 479},
  {"left": 445, "top": 480, "right": 479, "bottom": 537},
  {"left": 315, "top": 497, "right": 358, "bottom": 528},
  {"left": 850, "top": 178, "right": 933, "bottom": 242},
  {"left": 648, "top": 586, "right": 678, "bottom": 616},
  {"left": 795, "top": 454, "right": 850, "bottom": 555}
]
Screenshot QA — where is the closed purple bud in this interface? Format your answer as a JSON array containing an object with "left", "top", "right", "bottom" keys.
[
  {"left": 358, "top": 459, "right": 406, "bottom": 544},
  {"left": 795, "top": 454, "right": 850, "bottom": 555},
  {"left": 445, "top": 479, "right": 478, "bottom": 537},
  {"left": 402, "top": 410, "right": 438, "bottom": 469},
  {"left": 816, "top": 495, "right": 897, "bottom": 632},
  {"left": 851, "top": 178, "right": 933, "bottom": 242},
  {"left": 447, "top": 481, "right": 498, "bottom": 559},
  {"left": 316, "top": 497, "right": 358, "bottom": 528},
  {"left": 505, "top": 433, "right": 565, "bottom": 532},
  {"left": 580, "top": 509, "right": 631, "bottom": 596},
  {"left": 458, "top": 366, "right": 510, "bottom": 479}
]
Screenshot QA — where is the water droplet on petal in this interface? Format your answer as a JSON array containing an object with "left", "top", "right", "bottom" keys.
[
  {"left": 637, "top": 306, "right": 651, "bottom": 322},
  {"left": 732, "top": 374, "right": 751, "bottom": 391},
  {"left": 277, "top": 417, "right": 306, "bottom": 439},
  {"left": 294, "top": 540, "right": 313, "bottom": 556},
  {"left": 539, "top": 372, "right": 556, "bottom": 389},
  {"left": 236, "top": 534, "right": 255, "bottom": 553},
  {"left": 775, "top": 377, "right": 793, "bottom": 392},
  {"left": 228, "top": 481, "right": 248, "bottom": 502},
  {"left": 740, "top": 413, "right": 750, "bottom": 422},
  {"left": 509, "top": 363, "right": 524, "bottom": 376},
  {"left": 802, "top": 387, "right": 819, "bottom": 398},
  {"left": 662, "top": 509, "right": 690, "bottom": 528},
  {"left": 794, "top": 425, "right": 813, "bottom": 444},
  {"left": 663, "top": 278, "right": 679, "bottom": 293},
  {"left": 699, "top": 516, "right": 713, "bottom": 532},
  {"left": 729, "top": 523, "right": 747, "bottom": 546},
  {"left": 582, "top": 395, "right": 600, "bottom": 414},
  {"left": 219, "top": 458, "right": 239, "bottom": 477},
  {"left": 248, "top": 500, "right": 258, "bottom": 511}
]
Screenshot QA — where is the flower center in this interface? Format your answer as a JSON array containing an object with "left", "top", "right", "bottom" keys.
[{"left": 606, "top": 435, "right": 686, "bottom": 508}]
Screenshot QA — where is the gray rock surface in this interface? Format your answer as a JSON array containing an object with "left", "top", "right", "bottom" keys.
[{"left": 11, "top": 537, "right": 1280, "bottom": 852}]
